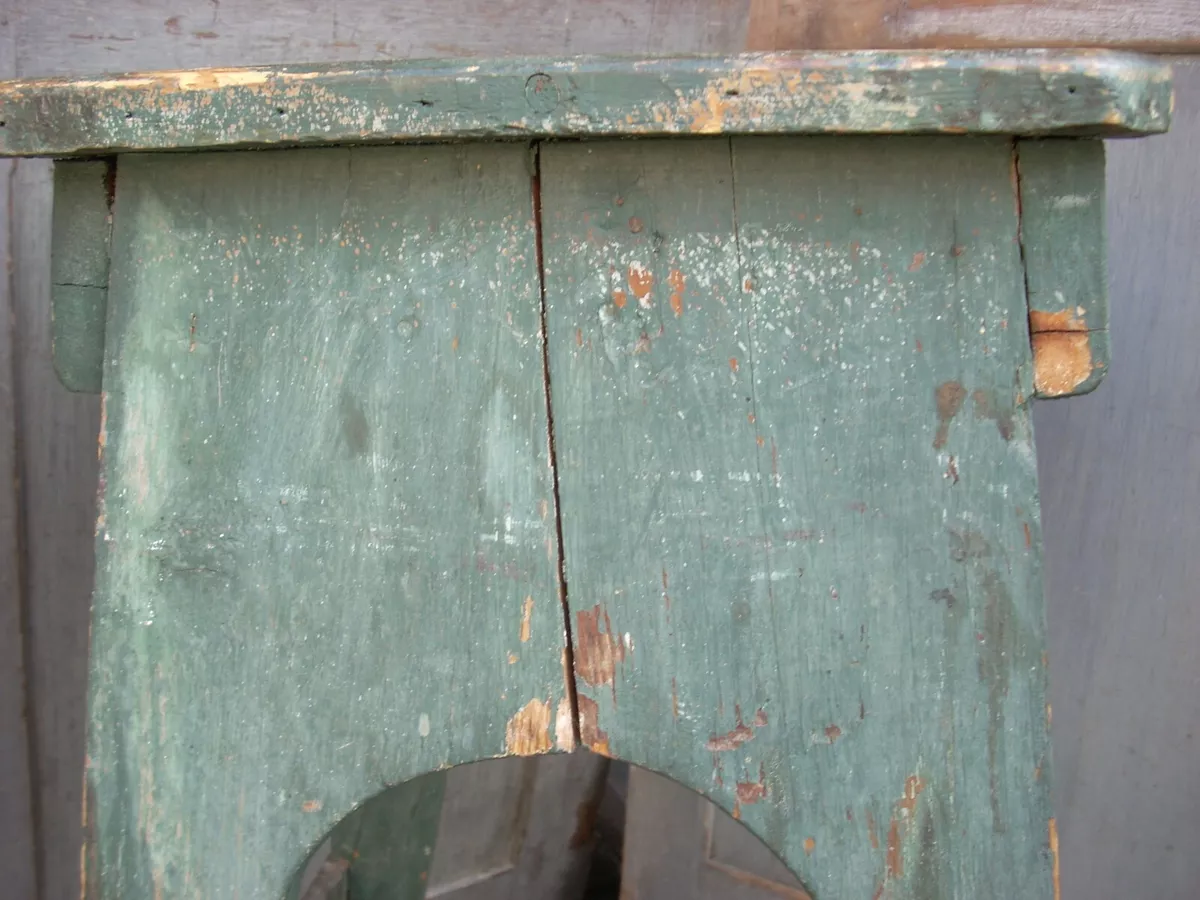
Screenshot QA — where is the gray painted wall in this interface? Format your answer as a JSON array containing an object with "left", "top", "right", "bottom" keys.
[{"left": 0, "top": 5, "right": 1196, "bottom": 898}]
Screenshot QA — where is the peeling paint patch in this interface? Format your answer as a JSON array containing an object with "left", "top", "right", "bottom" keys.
[
  {"left": 736, "top": 773, "right": 767, "bottom": 805},
  {"left": 519, "top": 595, "right": 534, "bottom": 642},
  {"left": 555, "top": 697, "right": 575, "bottom": 751},
  {"left": 883, "top": 776, "right": 927, "bottom": 881},
  {"left": 932, "top": 380, "right": 966, "bottom": 449},
  {"left": 505, "top": 698, "right": 552, "bottom": 756},
  {"left": 706, "top": 722, "right": 755, "bottom": 752},
  {"left": 1049, "top": 818, "right": 1061, "bottom": 900},
  {"left": 627, "top": 263, "right": 654, "bottom": 307},
  {"left": 577, "top": 694, "right": 610, "bottom": 755},
  {"left": 1033, "top": 331, "right": 1094, "bottom": 396},
  {"left": 706, "top": 705, "right": 765, "bottom": 752},
  {"left": 574, "top": 604, "right": 627, "bottom": 687},
  {"left": 668, "top": 268, "right": 686, "bottom": 317},
  {"left": 824, "top": 724, "right": 842, "bottom": 743}
]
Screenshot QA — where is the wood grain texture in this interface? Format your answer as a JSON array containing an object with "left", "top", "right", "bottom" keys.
[
  {"left": 12, "top": 0, "right": 751, "bottom": 78},
  {"left": 1018, "top": 139, "right": 1109, "bottom": 398},
  {"left": 0, "top": 51, "right": 1172, "bottom": 158},
  {"left": 0, "top": 9, "right": 37, "bottom": 900},
  {"left": 1036, "top": 59, "right": 1200, "bottom": 900},
  {"left": 3, "top": 6, "right": 1196, "bottom": 900},
  {"left": 50, "top": 161, "right": 111, "bottom": 393},
  {"left": 10, "top": 154, "right": 101, "bottom": 900},
  {"left": 9, "top": 0, "right": 1200, "bottom": 71},
  {"left": 541, "top": 136, "right": 1052, "bottom": 898},
  {"left": 86, "top": 144, "right": 564, "bottom": 898},
  {"left": 0, "top": 164, "right": 37, "bottom": 900},
  {"left": 745, "top": 0, "right": 1200, "bottom": 51}
]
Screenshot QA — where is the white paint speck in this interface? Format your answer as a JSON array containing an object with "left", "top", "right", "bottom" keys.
[{"left": 1052, "top": 194, "right": 1094, "bottom": 210}]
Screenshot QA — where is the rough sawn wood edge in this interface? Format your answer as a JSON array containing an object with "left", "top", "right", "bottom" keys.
[{"left": 0, "top": 51, "right": 1172, "bottom": 157}]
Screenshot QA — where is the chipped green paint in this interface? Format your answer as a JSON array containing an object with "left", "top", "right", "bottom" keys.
[
  {"left": 0, "top": 51, "right": 1173, "bottom": 158},
  {"left": 1017, "top": 139, "right": 1110, "bottom": 397},
  {"left": 41, "top": 52, "right": 1165, "bottom": 900},
  {"left": 86, "top": 145, "right": 567, "bottom": 899},
  {"left": 51, "top": 159, "right": 112, "bottom": 392},
  {"left": 541, "top": 136, "right": 1051, "bottom": 899}
]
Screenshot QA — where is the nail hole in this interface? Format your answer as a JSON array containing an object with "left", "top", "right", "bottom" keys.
[
  {"left": 276, "top": 107, "right": 287, "bottom": 116},
  {"left": 1067, "top": 85, "right": 1077, "bottom": 94},
  {"left": 724, "top": 89, "right": 740, "bottom": 97}
]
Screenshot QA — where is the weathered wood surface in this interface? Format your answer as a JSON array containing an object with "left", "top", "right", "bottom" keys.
[
  {"left": 0, "top": 8, "right": 37, "bottom": 898},
  {"left": 0, "top": 51, "right": 1173, "bottom": 158},
  {"left": 86, "top": 144, "right": 565, "bottom": 898},
  {"left": 4, "top": 4, "right": 1198, "bottom": 900},
  {"left": 1037, "top": 59, "right": 1200, "bottom": 900},
  {"left": 50, "top": 161, "right": 111, "bottom": 393},
  {"left": 745, "top": 1, "right": 1200, "bottom": 52},
  {"left": 12, "top": 0, "right": 1200, "bottom": 68},
  {"left": 541, "top": 136, "right": 1053, "bottom": 898},
  {"left": 10, "top": 154, "right": 103, "bottom": 900},
  {"left": 1017, "top": 139, "right": 1109, "bottom": 398}
]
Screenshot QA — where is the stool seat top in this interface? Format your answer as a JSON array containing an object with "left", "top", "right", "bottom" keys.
[{"left": 0, "top": 50, "right": 1172, "bottom": 158}]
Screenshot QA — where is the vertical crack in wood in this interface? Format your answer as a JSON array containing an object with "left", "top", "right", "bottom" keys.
[
  {"left": 531, "top": 141, "right": 581, "bottom": 748},
  {"left": 1012, "top": 138, "right": 1035, "bottom": 363}
]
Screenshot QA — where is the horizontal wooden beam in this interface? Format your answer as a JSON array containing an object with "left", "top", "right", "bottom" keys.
[{"left": 0, "top": 51, "right": 1172, "bottom": 157}]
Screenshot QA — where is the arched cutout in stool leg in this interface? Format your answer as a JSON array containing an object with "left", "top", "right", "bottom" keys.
[{"left": 284, "top": 756, "right": 810, "bottom": 900}]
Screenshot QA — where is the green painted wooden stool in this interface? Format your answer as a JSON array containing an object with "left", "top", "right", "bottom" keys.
[{"left": 0, "top": 51, "right": 1171, "bottom": 899}]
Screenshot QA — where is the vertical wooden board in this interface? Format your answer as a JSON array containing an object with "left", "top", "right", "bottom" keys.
[
  {"left": 10, "top": 155, "right": 103, "bottom": 900},
  {"left": 0, "top": 12, "right": 36, "bottom": 897},
  {"left": 541, "top": 136, "right": 1052, "bottom": 898},
  {"left": 0, "top": 163, "right": 37, "bottom": 900},
  {"left": 88, "top": 144, "right": 563, "bottom": 898},
  {"left": 51, "top": 160, "right": 112, "bottom": 393},
  {"left": 1018, "top": 139, "right": 1109, "bottom": 398}
]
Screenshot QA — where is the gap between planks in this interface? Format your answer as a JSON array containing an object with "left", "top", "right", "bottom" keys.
[{"left": 530, "top": 140, "right": 581, "bottom": 750}]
